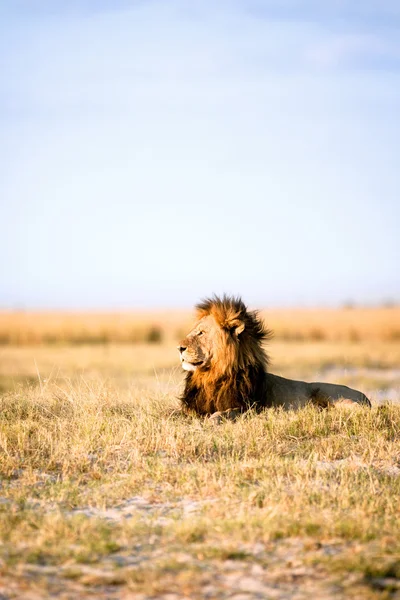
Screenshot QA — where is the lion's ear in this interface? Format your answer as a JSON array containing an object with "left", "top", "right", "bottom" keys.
[
  {"left": 232, "top": 320, "right": 245, "bottom": 336},
  {"left": 222, "top": 317, "right": 245, "bottom": 336}
]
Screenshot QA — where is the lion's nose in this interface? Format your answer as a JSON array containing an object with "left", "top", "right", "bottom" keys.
[{"left": 178, "top": 345, "right": 187, "bottom": 354}]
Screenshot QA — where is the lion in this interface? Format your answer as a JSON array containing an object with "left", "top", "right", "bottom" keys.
[{"left": 178, "top": 295, "right": 371, "bottom": 420}]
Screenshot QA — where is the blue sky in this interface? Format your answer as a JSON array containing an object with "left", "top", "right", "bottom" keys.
[{"left": 1, "top": 0, "right": 399, "bottom": 309}]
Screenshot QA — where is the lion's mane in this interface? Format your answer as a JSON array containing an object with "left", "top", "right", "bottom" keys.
[{"left": 181, "top": 295, "right": 272, "bottom": 415}]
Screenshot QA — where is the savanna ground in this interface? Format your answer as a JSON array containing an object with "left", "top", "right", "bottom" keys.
[{"left": 0, "top": 308, "right": 399, "bottom": 599}]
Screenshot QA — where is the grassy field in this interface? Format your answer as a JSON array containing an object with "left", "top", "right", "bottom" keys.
[{"left": 0, "top": 308, "right": 399, "bottom": 599}]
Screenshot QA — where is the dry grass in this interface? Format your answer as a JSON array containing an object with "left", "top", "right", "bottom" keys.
[
  {"left": 0, "top": 305, "right": 399, "bottom": 345},
  {"left": 0, "top": 310, "right": 181, "bottom": 345},
  {"left": 264, "top": 305, "right": 400, "bottom": 342},
  {"left": 0, "top": 328, "right": 399, "bottom": 598}
]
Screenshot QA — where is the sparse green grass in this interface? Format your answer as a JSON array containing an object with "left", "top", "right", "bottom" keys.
[{"left": 0, "top": 341, "right": 399, "bottom": 598}]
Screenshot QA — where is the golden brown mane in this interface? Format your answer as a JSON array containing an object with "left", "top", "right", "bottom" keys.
[{"left": 181, "top": 295, "right": 272, "bottom": 415}]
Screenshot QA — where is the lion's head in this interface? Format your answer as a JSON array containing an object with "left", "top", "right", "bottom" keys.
[{"left": 178, "top": 295, "right": 271, "bottom": 415}]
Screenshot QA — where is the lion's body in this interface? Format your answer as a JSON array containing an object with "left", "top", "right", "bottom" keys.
[
  {"left": 265, "top": 374, "right": 370, "bottom": 409},
  {"left": 178, "top": 295, "right": 371, "bottom": 416}
]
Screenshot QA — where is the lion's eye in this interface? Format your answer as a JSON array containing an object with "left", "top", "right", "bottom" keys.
[{"left": 198, "top": 331, "right": 204, "bottom": 336}]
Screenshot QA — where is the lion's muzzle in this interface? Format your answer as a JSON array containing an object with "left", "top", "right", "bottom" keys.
[{"left": 177, "top": 344, "right": 205, "bottom": 371}]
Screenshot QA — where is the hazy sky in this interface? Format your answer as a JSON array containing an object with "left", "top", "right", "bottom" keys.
[{"left": 1, "top": 0, "right": 399, "bottom": 309}]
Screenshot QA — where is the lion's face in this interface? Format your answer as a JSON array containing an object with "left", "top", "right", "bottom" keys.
[{"left": 178, "top": 315, "right": 224, "bottom": 372}]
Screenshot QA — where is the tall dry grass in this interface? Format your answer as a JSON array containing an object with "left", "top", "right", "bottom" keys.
[{"left": 0, "top": 383, "right": 399, "bottom": 597}]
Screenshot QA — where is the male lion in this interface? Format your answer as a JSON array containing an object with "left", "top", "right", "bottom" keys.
[{"left": 178, "top": 295, "right": 371, "bottom": 419}]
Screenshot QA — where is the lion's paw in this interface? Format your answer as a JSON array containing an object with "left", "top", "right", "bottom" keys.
[{"left": 208, "top": 408, "right": 241, "bottom": 425}]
